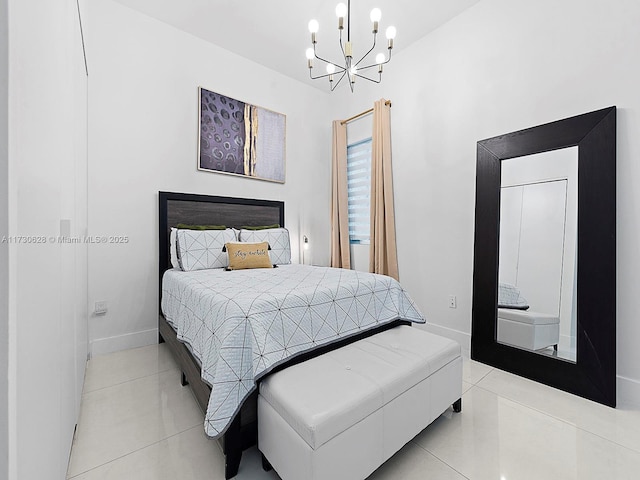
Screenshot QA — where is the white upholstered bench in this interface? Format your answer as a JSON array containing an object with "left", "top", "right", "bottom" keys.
[
  {"left": 257, "top": 325, "right": 462, "bottom": 480},
  {"left": 497, "top": 308, "right": 560, "bottom": 351}
]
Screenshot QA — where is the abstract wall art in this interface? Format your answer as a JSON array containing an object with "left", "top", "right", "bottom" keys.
[{"left": 198, "top": 87, "right": 286, "bottom": 183}]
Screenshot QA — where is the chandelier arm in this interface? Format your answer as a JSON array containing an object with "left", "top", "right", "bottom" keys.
[
  {"left": 313, "top": 39, "right": 347, "bottom": 73},
  {"left": 353, "top": 72, "right": 382, "bottom": 84},
  {"left": 310, "top": 70, "right": 344, "bottom": 81},
  {"left": 338, "top": 30, "right": 347, "bottom": 63},
  {"left": 354, "top": 34, "right": 378, "bottom": 68},
  {"left": 355, "top": 63, "right": 382, "bottom": 71},
  {"left": 312, "top": 53, "right": 347, "bottom": 73},
  {"left": 309, "top": 69, "right": 322, "bottom": 80},
  {"left": 358, "top": 46, "right": 394, "bottom": 71},
  {"left": 336, "top": 30, "right": 349, "bottom": 74},
  {"left": 385, "top": 48, "right": 393, "bottom": 64},
  {"left": 331, "top": 71, "right": 348, "bottom": 91}
]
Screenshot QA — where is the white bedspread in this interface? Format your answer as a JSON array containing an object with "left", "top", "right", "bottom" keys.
[{"left": 161, "top": 264, "right": 425, "bottom": 438}]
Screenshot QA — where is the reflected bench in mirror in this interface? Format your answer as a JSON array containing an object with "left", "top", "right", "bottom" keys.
[{"left": 497, "top": 308, "right": 559, "bottom": 353}]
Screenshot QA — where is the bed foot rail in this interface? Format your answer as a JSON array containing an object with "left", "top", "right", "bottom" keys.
[{"left": 453, "top": 398, "right": 462, "bottom": 413}]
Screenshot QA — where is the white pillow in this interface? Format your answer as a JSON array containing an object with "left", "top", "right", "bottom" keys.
[
  {"left": 238, "top": 227, "right": 291, "bottom": 265},
  {"left": 176, "top": 228, "right": 236, "bottom": 271}
]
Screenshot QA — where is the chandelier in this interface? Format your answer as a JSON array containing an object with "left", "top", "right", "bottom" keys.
[{"left": 305, "top": 1, "right": 396, "bottom": 92}]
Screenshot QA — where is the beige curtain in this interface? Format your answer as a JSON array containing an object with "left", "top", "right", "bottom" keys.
[
  {"left": 369, "top": 99, "right": 399, "bottom": 280},
  {"left": 330, "top": 120, "right": 351, "bottom": 269}
]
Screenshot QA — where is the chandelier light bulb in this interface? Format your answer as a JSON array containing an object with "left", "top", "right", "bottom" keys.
[
  {"left": 308, "top": 19, "right": 319, "bottom": 33},
  {"left": 335, "top": 3, "right": 347, "bottom": 18},
  {"left": 376, "top": 53, "right": 386, "bottom": 64},
  {"left": 326, "top": 64, "right": 336, "bottom": 74},
  {"left": 350, "top": 66, "right": 358, "bottom": 76},
  {"left": 385, "top": 26, "right": 396, "bottom": 39},
  {"left": 370, "top": 8, "right": 382, "bottom": 23},
  {"left": 305, "top": 48, "right": 314, "bottom": 60}
]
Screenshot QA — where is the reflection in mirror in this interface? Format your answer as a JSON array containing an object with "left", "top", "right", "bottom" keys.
[{"left": 497, "top": 147, "right": 578, "bottom": 362}]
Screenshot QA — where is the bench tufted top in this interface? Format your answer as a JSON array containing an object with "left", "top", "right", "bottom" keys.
[
  {"left": 497, "top": 308, "right": 560, "bottom": 325},
  {"left": 259, "top": 325, "right": 461, "bottom": 449}
]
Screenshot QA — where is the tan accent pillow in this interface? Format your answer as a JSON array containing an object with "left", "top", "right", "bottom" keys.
[{"left": 225, "top": 242, "right": 273, "bottom": 270}]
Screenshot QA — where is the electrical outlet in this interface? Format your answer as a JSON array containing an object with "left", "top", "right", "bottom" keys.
[
  {"left": 95, "top": 301, "right": 108, "bottom": 315},
  {"left": 448, "top": 295, "right": 457, "bottom": 309}
]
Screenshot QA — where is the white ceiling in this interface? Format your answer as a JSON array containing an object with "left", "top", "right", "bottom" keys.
[{"left": 112, "top": 0, "right": 481, "bottom": 90}]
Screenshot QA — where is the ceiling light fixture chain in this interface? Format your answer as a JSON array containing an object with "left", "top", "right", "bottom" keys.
[{"left": 306, "top": 1, "right": 396, "bottom": 92}]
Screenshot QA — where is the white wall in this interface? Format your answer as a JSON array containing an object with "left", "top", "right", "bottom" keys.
[
  {"left": 338, "top": 0, "right": 640, "bottom": 403},
  {"left": 7, "top": 0, "right": 88, "bottom": 478},
  {"left": 83, "top": 0, "right": 333, "bottom": 355},
  {"left": 0, "top": 0, "right": 8, "bottom": 476}
]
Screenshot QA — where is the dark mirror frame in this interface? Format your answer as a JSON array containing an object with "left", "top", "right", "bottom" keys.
[{"left": 471, "top": 106, "right": 616, "bottom": 407}]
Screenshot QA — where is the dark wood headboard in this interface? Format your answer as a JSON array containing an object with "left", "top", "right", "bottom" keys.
[{"left": 158, "top": 191, "right": 285, "bottom": 305}]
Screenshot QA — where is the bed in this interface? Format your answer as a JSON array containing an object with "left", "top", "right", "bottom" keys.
[{"left": 157, "top": 191, "right": 424, "bottom": 478}]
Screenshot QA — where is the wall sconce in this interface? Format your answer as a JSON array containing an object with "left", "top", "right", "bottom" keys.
[{"left": 302, "top": 235, "right": 310, "bottom": 265}]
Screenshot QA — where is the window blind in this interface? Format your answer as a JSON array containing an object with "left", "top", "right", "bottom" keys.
[{"left": 347, "top": 138, "right": 372, "bottom": 244}]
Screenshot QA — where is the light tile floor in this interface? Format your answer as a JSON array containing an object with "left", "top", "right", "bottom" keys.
[{"left": 67, "top": 344, "right": 640, "bottom": 480}]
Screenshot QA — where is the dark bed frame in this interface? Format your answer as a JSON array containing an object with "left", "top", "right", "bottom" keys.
[{"left": 158, "top": 191, "right": 408, "bottom": 478}]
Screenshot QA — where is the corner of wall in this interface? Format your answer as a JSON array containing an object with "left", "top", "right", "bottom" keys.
[{"left": 0, "top": 0, "right": 9, "bottom": 476}]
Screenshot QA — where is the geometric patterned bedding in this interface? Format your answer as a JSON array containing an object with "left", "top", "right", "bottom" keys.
[
  {"left": 161, "top": 264, "right": 425, "bottom": 438},
  {"left": 498, "top": 282, "right": 530, "bottom": 310}
]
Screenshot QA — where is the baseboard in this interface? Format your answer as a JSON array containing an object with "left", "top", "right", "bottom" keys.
[
  {"left": 90, "top": 328, "right": 158, "bottom": 357},
  {"left": 617, "top": 375, "right": 640, "bottom": 408},
  {"left": 414, "top": 323, "right": 471, "bottom": 358},
  {"left": 559, "top": 333, "right": 576, "bottom": 348}
]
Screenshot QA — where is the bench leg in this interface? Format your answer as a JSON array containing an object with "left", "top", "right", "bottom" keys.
[
  {"left": 261, "top": 452, "right": 273, "bottom": 472},
  {"left": 180, "top": 371, "right": 189, "bottom": 386},
  {"left": 452, "top": 398, "right": 462, "bottom": 413}
]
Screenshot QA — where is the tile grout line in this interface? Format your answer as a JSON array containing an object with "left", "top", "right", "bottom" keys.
[
  {"left": 407, "top": 385, "right": 477, "bottom": 480},
  {"left": 466, "top": 364, "right": 494, "bottom": 385},
  {"left": 81, "top": 366, "right": 181, "bottom": 396},
  {"left": 69, "top": 361, "right": 198, "bottom": 478},
  {"left": 472, "top": 381, "right": 640, "bottom": 457},
  {"left": 409, "top": 438, "right": 472, "bottom": 480},
  {"left": 67, "top": 424, "right": 205, "bottom": 479}
]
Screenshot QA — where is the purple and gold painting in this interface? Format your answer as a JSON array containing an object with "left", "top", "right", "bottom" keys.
[{"left": 198, "top": 87, "right": 286, "bottom": 183}]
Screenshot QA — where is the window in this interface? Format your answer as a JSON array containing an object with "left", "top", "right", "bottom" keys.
[{"left": 347, "top": 138, "right": 372, "bottom": 244}]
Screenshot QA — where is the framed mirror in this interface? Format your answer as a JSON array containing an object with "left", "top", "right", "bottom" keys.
[{"left": 471, "top": 106, "right": 616, "bottom": 407}]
